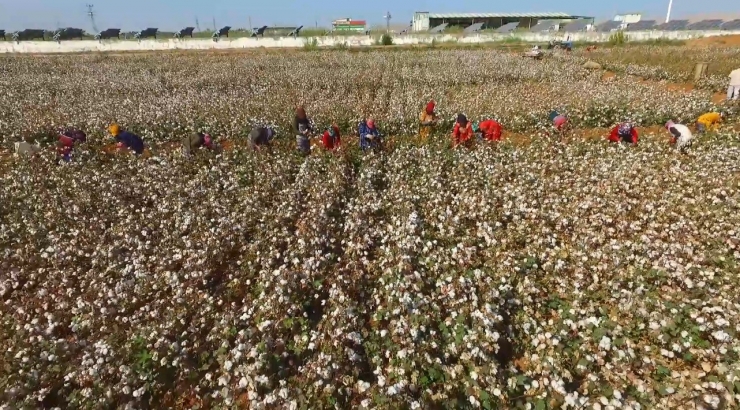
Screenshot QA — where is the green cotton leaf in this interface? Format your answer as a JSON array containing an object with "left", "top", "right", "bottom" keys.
[
  {"left": 482, "top": 399, "right": 492, "bottom": 410},
  {"left": 480, "top": 391, "right": 489, "bottom": 403},
  {"left": 734, "top": 381, "right": 740, "bottom": 393},
  {"left": 657, "top": 385, "right": 671, "bottom": 396},
  {"left": 534, "top": 399, "right": 546, "bottom": 410}
]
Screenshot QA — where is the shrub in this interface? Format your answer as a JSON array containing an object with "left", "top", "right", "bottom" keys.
[{"left": 380, "top": 33, "right": 393, "bottom": 46}]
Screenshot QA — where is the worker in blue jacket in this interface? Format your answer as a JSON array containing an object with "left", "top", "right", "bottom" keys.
[
  {"left": 108, "top": 123, "right": 144, "bottom": 155},
  {"left": 358, "top": 118, "right": 381, "bottom": 151}
]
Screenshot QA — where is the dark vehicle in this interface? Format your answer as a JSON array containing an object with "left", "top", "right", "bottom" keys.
[
  {"left": 547, "top": 40, "right": 573, "bottom": 51},
  {"left": 12, "top": 29, "right": 46, "bottom": 41},
  {"left": 96, "top": 28, "right": 121, "bottom": 40},
  {"left": 53, "top": 27, "right": 85, "bottom": 41},
  {"left": 134, "top": 28, "right": 158, "bottom": 39},
  {"left": 212, "top": 26, "right": 231, "bottom": 39},
  {"left": 0, "top": 30, "right": 6, "bottom": 40},
  {"left": 251, "top": 25, "right": 268, "bottom": 37},
  {"left": 288, "top": 25, "right": 303, "bottom": 38},
  {"left": 175, "top": 27, "right": 195, "bottom": 38}
]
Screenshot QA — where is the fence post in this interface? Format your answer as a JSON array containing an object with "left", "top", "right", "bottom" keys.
[{"left": 693, "top": 62, "right": 708, "bottom": 82}]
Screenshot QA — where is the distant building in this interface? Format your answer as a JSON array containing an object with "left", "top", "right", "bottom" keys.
[
  {"left": 613, "top": 14, "right": 642, "bottom": 24},
  {"left": 332, "top": 18, "right": 366, "bottom": 32},
  {"left": 412, "top": 11, "right": 588, "bottom": 32}
]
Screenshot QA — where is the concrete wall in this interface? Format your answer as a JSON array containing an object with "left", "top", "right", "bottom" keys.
[{"left": 2, "top": 30, "right": 738, "bottom": 54}]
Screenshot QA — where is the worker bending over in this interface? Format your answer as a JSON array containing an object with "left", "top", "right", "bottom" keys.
[
  {"left": 182, "top": 131, "right": 215, "bottom": 155},
  {"left": 549, "top": 110, "right": 569, "bottom": 133},
  {"left": 695, "top": 112, "right": 723, "bottom": 134},
  {"left": 57, "top": 128, "right": 87, "bottom": 161},
  {"left": 608, "top": 122, "right": 638, "bottom": 145},
  {"left": 248, "top": 126, "right": 276, "bottom": 151},
  {"left": 666, "top": 120, "right": 694, "bottom": 153},
  {"left": 108, "top": 124, "right": 144, "bottom": 155},
  {"left": 452, "top": 114, "right": 474, "bottom": 148},
  {"left": 474, "top": 119, "right": 503, "bottom": 142}
]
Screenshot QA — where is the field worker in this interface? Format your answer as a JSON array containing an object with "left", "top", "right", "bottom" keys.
[
  {"left": 182, "top": 131, "right": 215, "bottom": 155},
  {"left": 729, "top": 67, "right": 740, "bottom": 100},
  {"left": 57, "top": 127, "right": 87, "bottom": 161},
  {"left": 419, "top": 100, "right": 439, "bottom": 142},
  {"left": 321, "top": 124, "right": 341, "bottom": 150},
  {"left": 293, "top": 106, "right": 312, "bottom": 155},
  {"left": 695, "top": 111, "right": 723, "bottom": 134},
  {"left": 666, "top": 120, "right": 694, "bottom": 153},
  {"left": 608, "top": 122, "right": 638, "bottom": 145},
  {"left": 248, "top": 126, "right": 276, "bottom": 151},
  {"left": 474, "top": 118, "right": 503, "bottom": 142},
  {"left": 549, "top": 110, "right": 569, "bottom": 131},
  {"left": 108, "top": 123, "right": 144, "bottom": 155},
  {"left": 452, "top": 114, "right": 474, "bottom": 148},
  {"left": 359, "top": 117, "right": 381, "bottom": 151}
]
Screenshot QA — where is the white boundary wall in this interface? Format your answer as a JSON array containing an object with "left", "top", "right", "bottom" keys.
[{"left": 1, "top": 30, "right": 739, "bottom": 54}]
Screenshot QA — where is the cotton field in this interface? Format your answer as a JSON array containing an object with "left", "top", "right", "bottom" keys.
[{"left": 0, "top": 47, "right": 739, "bottom": 409}]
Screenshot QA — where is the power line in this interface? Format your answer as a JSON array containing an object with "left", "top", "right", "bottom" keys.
[{"left": 86, "top": 4, "right": 99, "bottom": 34}]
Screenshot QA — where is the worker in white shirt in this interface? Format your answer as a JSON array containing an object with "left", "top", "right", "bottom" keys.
[
  {"left": 729, "top": 68, "right": 740, "bottom": 101},
  {"left": 665, "top": 120, "right": 694, "bottom": 153}
]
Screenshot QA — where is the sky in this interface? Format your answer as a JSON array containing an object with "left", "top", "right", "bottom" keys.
[{"left": 0, "top": 0, "right": 737, "bottom": 32}]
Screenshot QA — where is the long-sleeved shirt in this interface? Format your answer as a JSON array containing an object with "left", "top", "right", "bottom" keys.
[
  {"left": 419, "top": 111, "right": 437, "bottom": 141},
  {"left": 608, "top": 126, "right": 638, "bottom": 144},
  {"left": 697, "top": 112, "right": 721, "bottom": 130},
  {"left": 479, "top": 119, "right": 502, "bottom": 141},
  {"left": 358, "top": 121, "right": 380, "bottom": 150},
  {"left": 115, "top": 131, "right": 145, "bottom": 155},
  {"left": 730, "top": 68, "right": 740, "bottom": 86},
  {"left": 668, "top": 123, "right": 693, "bottom": 150},
  {"left": 248, "top": 127, "right": 273, "bottom": 150},
  {"left": 452, "top": 122, "right": 474, "bottom": 147},
  {"left": 322, "top": 126, "right": 341, "bottom": 150}
]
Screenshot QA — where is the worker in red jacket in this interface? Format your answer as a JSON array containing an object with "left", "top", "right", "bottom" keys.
[
  {"left": 474, "top": 119, "right": 503, "bottom": 142},
  {"left": 608, "top": 122, "right": 638, "bottom": 145},
  {"left": 452, "top": 114, "right": 474, "bottom": 148},
  {"left": 321, "top": 124, "right": 341, "bottom": 150}
]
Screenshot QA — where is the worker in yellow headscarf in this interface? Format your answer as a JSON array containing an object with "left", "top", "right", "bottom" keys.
[
  {"left": 695, "top": 112, "right": 724, "bottom": 134},
  {"left": 108, "top": 123, "right": 144, "bottom": 155}
]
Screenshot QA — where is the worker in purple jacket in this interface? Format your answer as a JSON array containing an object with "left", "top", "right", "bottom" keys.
[{"left": 108, "top": 123, "right": 144, "bottom": 155}]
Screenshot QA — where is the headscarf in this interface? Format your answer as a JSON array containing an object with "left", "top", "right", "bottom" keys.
[
  {"left": 618, "top": 122, "right": 633, "bottom": 136},
  {"left": 266, "top": 127, "right": 275, "bottom": 141},
  {"left": 457, "top": 114, "right": 468, "bottom": 126},
  {"left": 328, "top": 126, "right": 337, "bottom": 137},
  {"left": 472, "top": 122, "right": 480, "bottom": 133},
  {"left": 108, "top": 123, "right": 120, "bottom": 136},
  {"left": 425, "top": 100, "right": 436, "bottom": 115},
  {"left": 296, "top": 106, "right": 307, "bottom": 120},
  {"left": 665, "top": 120, "right": 675, "bottom": 129}
]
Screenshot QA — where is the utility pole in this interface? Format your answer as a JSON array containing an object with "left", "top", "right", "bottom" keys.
[
  {"left": 212, "top": 17, "right": 216, "bottom": 31},
  {"left": 86, "top": 4, "right": 99, "bottom": 34},
  {"left": 665, "top": 0, "right": 673, "bottom": 23},
  {"left": 195, "top": 17, "right": 201, "bottom": 32},
  {"left": 249, "top": 16, "right": 252, "bottom": 31},
  {"left": 384, "top": 11, "right": 392, "bottom": 33}
]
